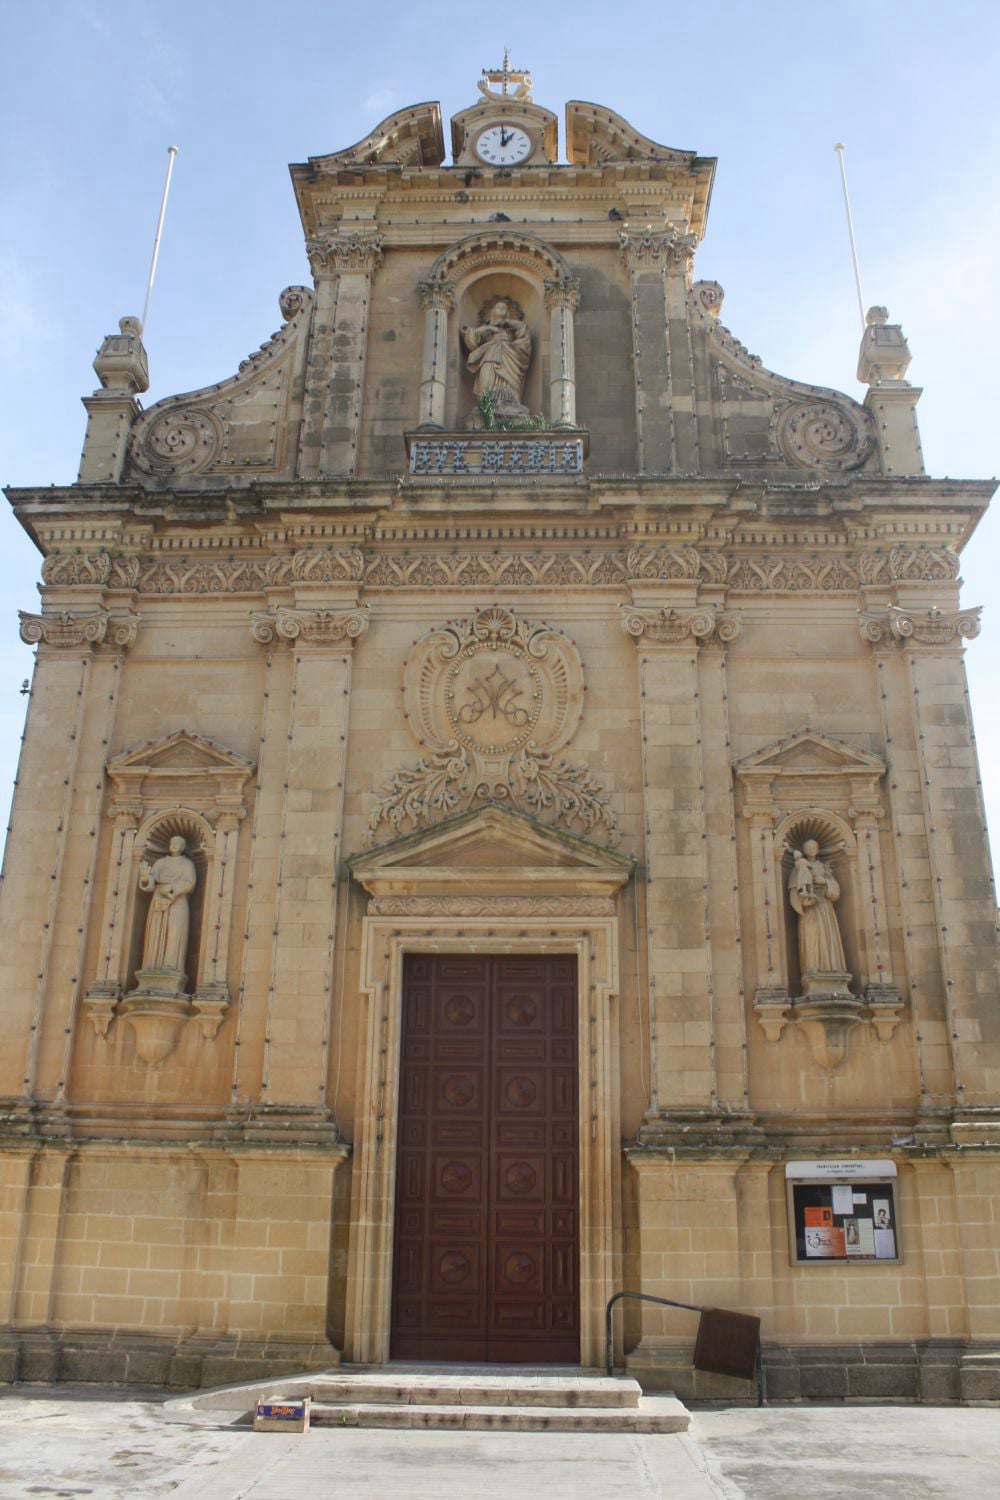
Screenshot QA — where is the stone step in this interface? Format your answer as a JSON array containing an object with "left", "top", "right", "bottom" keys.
[
  {"left": 309, "top": 1396, "right": 690, "bottom": 1433},
  {"left": 309, "top": 1370, "right": 640, "bottom": 1410}
]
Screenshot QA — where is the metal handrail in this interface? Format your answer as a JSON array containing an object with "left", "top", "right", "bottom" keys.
[
  {"left": 604, "top": 1289, "right": 764, "bottom": 1405},
  {"left": 605, "top": 1289, "right": 702, "bottom": 1378}
]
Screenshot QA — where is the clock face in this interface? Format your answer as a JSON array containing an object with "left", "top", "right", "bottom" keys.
[{"left": 475, "top": 124, "right": 532, "bottom": 165}]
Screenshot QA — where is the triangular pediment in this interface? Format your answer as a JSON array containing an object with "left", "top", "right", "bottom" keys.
[
  {"left": 348, "top": 804, "right": 633, "bottom": 901},
  {"left": 109, "top": 730, "right": 255, "bottom": 775},
  {"left": 736, "top": 729, "right": 885, "bottom": 777}
]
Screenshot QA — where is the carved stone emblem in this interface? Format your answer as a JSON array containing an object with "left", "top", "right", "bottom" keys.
[
  {"left": 775, "top": 400, "right": 875, "bottom": 471},
  {"left": 368, "top": 606, "right": 619, "bottom": 847}
]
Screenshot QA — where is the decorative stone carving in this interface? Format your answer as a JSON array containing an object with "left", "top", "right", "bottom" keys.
[
  {"left": 775, "top": 400, "right": 875, "bottom": 471},
  {"left": 41, "top": 553, "right": 112, "bottom": 587},
  {"left": 250, "top": 605, "right": 370, "bottom": 647},
  {"left": 725, "top": 555, "right": 860, "bottom": 592},
  {"left": 19, "top": 609, "right": 109, "bottom": 648},
  {"left": 618, "top": 227, "right": 698, "bottom": 270},
  {"left": 368, "top": 606, "right": 618, "bottom": 847},
  {"left": 363, "top": 549, "right": 626, "bottom": 589},
  {"left": 543, "top": 278, "right": 581, "bottom": 312},
  {"left": 109, "top": 556, "right": 142, "bottom": 589},
  {"left": 461, "top": 296, "right": 533, "bottom": 427},
  {"left": 306, "top": 232, "right": 384, "bottom": 276},
  {"left": 368, "top": 743, "right": 618, "bottom": 847},
  {"left": 289, "top": 547, "right": 366, "bottom": 583},
  {"left": 39, "top": 541, "right": 968, "bottom": 601},
  {"left": 693, "top": 280, "right": 724, "bottom": 318},
  {"left": 859, "top": 606, "right": 981, "bottom": 647},
  {"left": 417, "top": 279, "right": 455, "bottom": 311},
  {"left": 132, "top": 408, "right": 225, "bottom": 475},
  {"left": 620, "top": 606, "right": 740, "bottom": 645},
  {"left": 625, "top": 544, "right": 701, "bottom": 580},
  {"left": 887, "top": 545, "right": 960, "bottom": 582},
  {"left": 406, "top": 606, "right": 582, "bottom": 757},
  {"left": 367, "top": 895, "right": 616, "bottom": 917},
  {"left": 278, "top": 285, "right": 310, "bottom": 320}
]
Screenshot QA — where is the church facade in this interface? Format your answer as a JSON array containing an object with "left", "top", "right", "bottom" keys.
[{"left": 2, "top": 68, "right": 999, "bottom": 1400}]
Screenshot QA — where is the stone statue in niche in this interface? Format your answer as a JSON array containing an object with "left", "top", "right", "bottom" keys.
[
  {"left": 461, "top": 297, "right": 532, "bottom": 428},
  {"left": 138, "top": 835, "right": 196, "bottom": 983},
  {"left": 788, "top": 838, "right": 849, "bottom": 981}
]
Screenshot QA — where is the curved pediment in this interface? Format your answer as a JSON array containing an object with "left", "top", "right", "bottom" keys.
[
  {"left": 565, "top": 100, "right": 700, "bottom": 167},
  {"left": 689, "top": 282, "right": 878, "bottom": 474},
  {"left": 294, "top": 101, "right": 445, "bottom": 175},
  {"left": 124, "top": 287, "right": 312, "bottom": 484}
]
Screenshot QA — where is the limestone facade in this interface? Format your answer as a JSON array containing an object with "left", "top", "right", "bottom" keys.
[{"left": 1, "top": 72, "right": 998, "bottom": 1398}]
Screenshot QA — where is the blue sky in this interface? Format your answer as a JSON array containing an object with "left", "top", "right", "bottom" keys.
[{"left": 2, "top": 0, "right": 998, "bottom": 854}]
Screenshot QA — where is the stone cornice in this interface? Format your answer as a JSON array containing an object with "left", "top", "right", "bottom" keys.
[{"left": 7, "top": 475, "right": 995, "bottom": 520}]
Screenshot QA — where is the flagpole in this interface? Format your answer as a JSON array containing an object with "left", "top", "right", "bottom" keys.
[
  {"left": 833, "top": 143, "right": 866, "bottom": 333},
  {"left": 141, "top": 145, "right": 179, "bottom": 335}
]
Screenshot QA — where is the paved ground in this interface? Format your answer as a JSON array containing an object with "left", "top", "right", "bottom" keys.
[{"left": 1, "top": 1386, "right": 999, "bottom": 1499}]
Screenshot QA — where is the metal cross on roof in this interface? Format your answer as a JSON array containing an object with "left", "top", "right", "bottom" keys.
[{"left": 479, "top": 49, "right": 533, "bottom": 100}]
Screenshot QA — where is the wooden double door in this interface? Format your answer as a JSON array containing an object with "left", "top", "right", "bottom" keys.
[{"left": 391, "top": 954, "right": 580, "bottom": 1363}]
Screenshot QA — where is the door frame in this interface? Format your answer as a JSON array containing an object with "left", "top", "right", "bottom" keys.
[
  {"left": 345, "top": 807, "right": 633, "bottom": 1367},
  {"left": 346, "top": 920, "right": 622, "bottom": 1366}
]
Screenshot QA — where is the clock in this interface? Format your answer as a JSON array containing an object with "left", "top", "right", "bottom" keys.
[{"left": 474, "top": 124, "right": 533, "bottom": 166}]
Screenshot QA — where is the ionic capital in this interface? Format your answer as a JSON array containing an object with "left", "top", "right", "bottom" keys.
[
  {"left": 17, "top": 608, "right": 128, "bottom": 650},
  {"left": 620, "top": 604, "right": 740, "bottom": 647},
  {"left": 251, "top": 605, "right": 370, "bottom": 648}
]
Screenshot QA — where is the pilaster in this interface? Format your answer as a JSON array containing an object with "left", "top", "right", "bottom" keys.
[
  {"left": 619, "top": 229, "right": 698, "bottom": 473},
  {"left": 416, "top": 279, "right": 454, "bottom": 429},
  {"left": 861, "top": 605, "right": 997, "bottom": 1106},
  {"left": 622, "top": 599, "right": 739, "bottom": 1126},
  {"left": 299, "top": 233, "right": 383, "bottom": 478},
  {"left": 544, "top": 278, "right": 581, "bottom": 429},
  {"left": 0, "top": 612, "right": 135, "bottom": 1101},
  {"left": 249, "top": 601, "right": 369, "bottom": 1121}
]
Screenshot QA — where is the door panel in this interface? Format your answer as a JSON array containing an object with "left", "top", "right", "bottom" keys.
[{"left": 391, "top": 954, "right": 579, "bottom": 1363}]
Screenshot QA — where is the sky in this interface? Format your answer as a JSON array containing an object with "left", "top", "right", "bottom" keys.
[{"left": 1, "top": 0, "right": 998, "bottom": 859}]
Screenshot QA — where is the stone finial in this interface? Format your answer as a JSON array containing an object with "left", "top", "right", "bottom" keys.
[
  {"left": 92, "top": 316, "right": 149, "bottom": 395},
  {"left": 857, "top": 305, "right": 912, "bottom": 386}
]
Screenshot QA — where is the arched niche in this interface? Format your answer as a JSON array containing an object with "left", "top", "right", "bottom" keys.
[
  {"left": 128, "top": 808, "right": 213, "bottom": 998},
  {"left": 83, "top": 730, "right": 254, "bottom": 1063},
  {"left": 774, "top": 808, "right": 859, "bottom": 1000},
  {"left": 416, "top": 231, "right": 580, "bottom": 432},
  {"left": 451, "top": 274, "right": 544, "bottom": 430}
]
